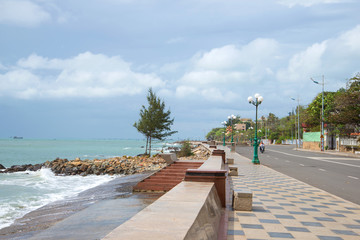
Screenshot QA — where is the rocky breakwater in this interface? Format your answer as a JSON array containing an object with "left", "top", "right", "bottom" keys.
[
  {"left": 178, "top": 144, "right": 211, "bottom": 161},
  {"left": 0, "top": 156, "right": 168, "bottom": 176}
]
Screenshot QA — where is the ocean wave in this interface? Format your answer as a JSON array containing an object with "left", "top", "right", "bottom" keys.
[{"left": 0, "top": 169, "right": 116, "bottom": 230}]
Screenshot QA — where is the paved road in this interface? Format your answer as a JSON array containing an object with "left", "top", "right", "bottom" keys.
[{"left": 235, "top": 144, "right": 360, "bottom": 205}]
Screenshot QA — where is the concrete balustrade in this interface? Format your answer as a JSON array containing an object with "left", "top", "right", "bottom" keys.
[
  {"left": 211, "top": 149, "right": 226, "bottom": 163},
  {"left": 184, "top": 155, "right": 227, "bottom": 207}
]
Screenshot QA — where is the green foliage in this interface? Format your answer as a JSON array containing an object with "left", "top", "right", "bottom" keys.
[
  {"left": 134, "top": 88, "right": 177, "bottom": 155},
  {"left": 329, "top": 74, "right": 360, "bottom": 134},
  {"left": 205, "top": 73, "right": 359, "bottom": 143},
  {"left": 206, "top": 127, "right": 223, "bottom": 140},
  {"left": 178, "top": 141, "right": 193, "bottom": 157},
  {"left": 303, "top": 91, "right": 337, "bottom": 131}
]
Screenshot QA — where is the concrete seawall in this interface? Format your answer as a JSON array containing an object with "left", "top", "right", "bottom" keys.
[
  {"left": 103, "top": 143, "right": 226, "bottom": 240},
  {"left": 103, "top": 181, "right": 222, "bottom": 240}
]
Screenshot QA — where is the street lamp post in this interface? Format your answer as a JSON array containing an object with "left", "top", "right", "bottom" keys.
[
  {"left": 228, "top": 114, "right": 236, "bottom": 143},
  {"left": 249, "top": 126, "right": 254, "bottom": 145},
  {"left": 248, "top": 94, "right": 263, "bottom": 164},
  {"left": 291, "top": 97, "right": 301, "bottom": 149},
  {"left": 311, "top": 76, "right": 325, "bottom": 151},
  {"left": 221, "top": 121, "right": 227, "bottom": 146}
]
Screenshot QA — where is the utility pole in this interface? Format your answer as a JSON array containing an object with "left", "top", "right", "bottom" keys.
[
  {"left": 291, "top": 97, "right": 300, "bottom": 149},
  {"left": 311, "top": 76, "right": 325, "bottom": 151},
  {"left": 297, "top": 97, "right": 301, "bottom": 148}
]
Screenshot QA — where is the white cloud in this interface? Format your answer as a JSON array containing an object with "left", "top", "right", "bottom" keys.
[
  {"left": 0, "top": 63, "right": 7, "bottom": 70},
  {"left": 196, "top": 39, "right": 279, "bottom": 71},
  {"left": 171, "top": 26, "right": 360, "bottom": 106},
  {"left": 277, "top": 42, "right": 327, "bottom": 82},
  {"left": 174, "top": 38, "right": 280, "bottom": 102},
  {"left": 0, "top": 0, "right": 51, "bottom": 27},
  {"left": 0, "top": 52, "right": 164, "bottom": 99},
  {"left": 277, "top": 25, "right": 360, "bottom": 84},
  {"left": 277, "top": 0, "right": 344, "bottom": 8},
  {"left": 337, "top": 25, "right": 360, "bottom": 52},
  {"left": 2, "top": 25, "right": 360, "bottom": 105}
]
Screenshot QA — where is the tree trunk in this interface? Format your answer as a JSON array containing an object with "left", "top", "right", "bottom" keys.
[
  {"left": 149, "top": 136, "right": 152, "bottom": 156},
  {"left": 145, "top": 136, "right": 149, "bottom": 155}
]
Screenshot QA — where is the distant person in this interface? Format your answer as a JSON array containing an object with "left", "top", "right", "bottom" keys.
[{"left": 259, "top": 141, "right": 265, "bottom": 153}]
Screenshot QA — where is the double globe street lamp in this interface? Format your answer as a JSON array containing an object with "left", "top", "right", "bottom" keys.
[
  {"left": 248, "top": 94, "right": 264, "bottom": 164},
  {"left": 228, "top": 114, "right": 237, "bottom": 143},
  {"left": 221, "top": 121, "right": 227, "bottom": 146}
]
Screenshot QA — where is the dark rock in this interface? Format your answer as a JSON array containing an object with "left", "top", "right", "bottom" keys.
[
  {"left": 0, "top": 155, "right": 168, "bottom": 176},
  {"left": 33, "top": 164, "right": 43, "bottom": 171},
  {"left": 0, "top": 164, "right": 5, "bottom": 170}
]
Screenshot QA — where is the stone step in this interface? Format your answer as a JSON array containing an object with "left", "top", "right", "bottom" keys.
[
  {"left": 154, "top": 173, "right": 186, "bottom": 178},
  {"left": 159, "top": 168, "right": 193, "bottom": 173},
  {"left": 133, "top": 161, "right": 203, "bottom": 192},
  {"left": 143, "top": 179, "right": 181, "bottom": 184},
  {"left": 163, "top": 164, "right": 202, "bottom": 169},
  {"left": 145, "top": 176, "right": 184, "bottom": 181},
  {"left": 167, "top": 163, "right": 203, "bottom": 167},
  {"left": 164, "top": 165, "right": 201, "bottom": 169}
]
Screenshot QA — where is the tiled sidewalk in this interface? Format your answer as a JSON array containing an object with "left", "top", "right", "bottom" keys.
[{"left": 221, "top": 147, "right": 360, "bottom": 240}]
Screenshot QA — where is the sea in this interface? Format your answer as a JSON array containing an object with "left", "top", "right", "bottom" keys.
[{"left": 0, "top": 139, "right": 179, "bottom": 230}]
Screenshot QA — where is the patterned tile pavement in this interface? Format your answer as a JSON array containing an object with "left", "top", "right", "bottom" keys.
[{"left": 221, "top": 147, "right": 360, "bottom": 240}]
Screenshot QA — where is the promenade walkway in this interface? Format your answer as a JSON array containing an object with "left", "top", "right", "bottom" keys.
[{"left": 220, "top": 146, "right": 360, "bottom": 240}]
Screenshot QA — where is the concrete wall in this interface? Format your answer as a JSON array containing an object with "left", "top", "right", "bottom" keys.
[
  {"left": 103, "top": 182, "right": 222, "bottom": 240},
  {"left": 303, "top": 141, "right": 320, "bottom": 151}
]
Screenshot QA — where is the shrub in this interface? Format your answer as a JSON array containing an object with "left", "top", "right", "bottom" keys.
[{"left": 178, "top": 141, "right": 193, "bottom": 157}]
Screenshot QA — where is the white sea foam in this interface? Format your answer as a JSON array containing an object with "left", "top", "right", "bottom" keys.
[{"left": 0, "top": 168, "right": 116, "bottom": 230}]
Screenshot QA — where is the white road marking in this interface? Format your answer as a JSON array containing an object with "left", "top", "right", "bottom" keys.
[
  {"left": 310, "top": 157, "right": 360, "bottom": 161},
  {"left": 267, "top": 149, "right": 304, "bottom": 158},
  {"left": 306, "top": 158, "right": 360, "bottom": 168},
  {"left": 348, "top": 176, "right": 359, "bottom": 180},
  {"left": 300, "top": 164, "right": 305, "bottom": 166},
  {"left": 319, "top": 169, "right": 326, "bottom": 171},
  {"left": 267, "top": 149, "right": 360, "bottom": 168}
]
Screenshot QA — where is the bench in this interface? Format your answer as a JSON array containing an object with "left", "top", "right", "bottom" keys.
[
  {"left": 227, "top": 158, "right": 234, "bottom": 164},
  {"left": 232, "top": 189, "right": 253, "bottom": 211},
  {"left": 228, "top": 166, "right": 237, "bottom": 176},
  {"left": 230, "top": 143, "right": 235, "bottom": 152}
]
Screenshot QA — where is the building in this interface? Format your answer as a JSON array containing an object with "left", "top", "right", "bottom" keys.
[
  {"left": 240, "top": 118, "right": 252, "bottom": 122},
  {"left": 235, "top": 123, "right": 246, "bottom": 131}
]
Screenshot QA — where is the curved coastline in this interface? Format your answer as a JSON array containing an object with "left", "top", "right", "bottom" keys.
[
  {"left": 0, "top": 172, "right": 162, "bottom": 240},
  {"left": 0, "top": 153, "right": 170, "bottom": 239}
]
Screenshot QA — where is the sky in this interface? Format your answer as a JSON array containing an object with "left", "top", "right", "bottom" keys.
[{"left": 0, "top": 0, "right": 359, "bottom": 140}]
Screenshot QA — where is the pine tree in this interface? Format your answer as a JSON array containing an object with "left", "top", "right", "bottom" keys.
[{"left": 134, "top": 88, "right": 177, "bottom": 155}]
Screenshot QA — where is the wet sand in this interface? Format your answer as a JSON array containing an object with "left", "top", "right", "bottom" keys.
[{"left": 0, "top": 173, "right": 163, "bottom": 240}]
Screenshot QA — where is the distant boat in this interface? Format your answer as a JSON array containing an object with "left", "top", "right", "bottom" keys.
[{"left": 13, "top": 136, "right": 23, "bottom": 139}]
